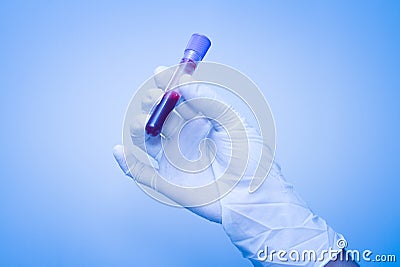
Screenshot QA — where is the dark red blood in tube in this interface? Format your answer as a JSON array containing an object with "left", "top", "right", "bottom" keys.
[{"left": 145, "top": 90, "right": 181, "bottom": 136}]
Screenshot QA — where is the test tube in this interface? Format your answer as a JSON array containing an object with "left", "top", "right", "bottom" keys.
[{"left": 145, "top": 34, "right": 211, "bottom": 137}]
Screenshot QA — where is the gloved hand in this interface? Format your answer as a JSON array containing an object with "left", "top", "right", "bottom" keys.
[{"left": 113, "top": 66, "right": 344, "bottom": 266}]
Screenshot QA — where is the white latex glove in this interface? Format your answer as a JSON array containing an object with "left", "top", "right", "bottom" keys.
[{"left": 113, "top": 66, "right": 344, "bottom": 266}]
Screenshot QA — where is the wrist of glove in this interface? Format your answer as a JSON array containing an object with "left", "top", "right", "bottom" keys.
[{"left": 221, "top": 162, "right": 344, "bottom": 266}]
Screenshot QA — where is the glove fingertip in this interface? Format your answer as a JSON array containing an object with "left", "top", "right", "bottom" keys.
[
  {"left": 113, "top": 145, "right": 132, "bottom": 178},
  {"left": 154, "top": 66, "right": 174, "bottom": 90},
  {"left": 154, "top": 65, "right": 168, "bottom": 75}
]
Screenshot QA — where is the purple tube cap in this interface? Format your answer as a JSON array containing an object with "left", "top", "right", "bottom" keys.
[{"left": 185, "top": 33, "right": 211, "bottom": 61}]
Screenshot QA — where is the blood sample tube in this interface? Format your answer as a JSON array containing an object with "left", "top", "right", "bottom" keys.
[{"left": 145, "top": 34, "right": 211, "bottom": 136}]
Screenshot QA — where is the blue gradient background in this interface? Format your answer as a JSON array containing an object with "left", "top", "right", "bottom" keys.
[{"left": 1, "top": 1, "right": 399, "bottom": 266}]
